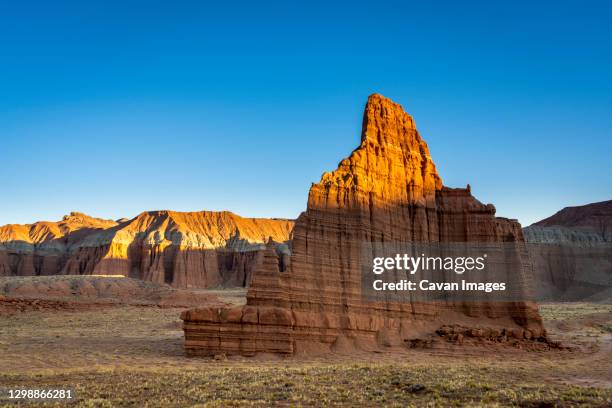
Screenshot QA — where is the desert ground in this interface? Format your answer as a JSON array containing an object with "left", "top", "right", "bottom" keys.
[{"left": 0, "top": 276, "right": 610, "bottom": 407}]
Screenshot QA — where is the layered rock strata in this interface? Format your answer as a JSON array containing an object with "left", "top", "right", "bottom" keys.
[
  {"left": 181, "top": 94, "right": 545, "bottom": 356},
  {"left": 0, "top": 211, "right": 293, "bottom": 288},
  {"left": 524, "top": 201, "right": 612, "bottom": 301}
]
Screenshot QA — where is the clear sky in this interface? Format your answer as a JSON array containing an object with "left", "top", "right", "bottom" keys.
[{"left": 1, "top": 1, "right": 611, "bottom": 227}]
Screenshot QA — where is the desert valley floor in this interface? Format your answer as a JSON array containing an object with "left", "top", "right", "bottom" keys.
[{"left": 0, "top": 276, "right": 610, "bottom": 407}]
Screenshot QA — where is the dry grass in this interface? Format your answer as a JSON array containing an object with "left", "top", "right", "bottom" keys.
[
  {"left": 0, "top": 302, "right": 610, "bottom": 407},
  {"left": 2, "top": 363, "right": 610, "bottom": 407}
]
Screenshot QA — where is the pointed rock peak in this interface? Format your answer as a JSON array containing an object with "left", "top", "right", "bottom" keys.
[
  {"left": 361, "top": 93, "right": 417, "bottom": 145},
  {"left": 313, "top": 94, "right": 442, "bottom": 208},
  {"left": 365, "top": 93, "right": 406, "bottom": 111}
]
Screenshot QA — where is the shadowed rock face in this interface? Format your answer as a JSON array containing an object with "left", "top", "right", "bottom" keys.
[
  {"left": 531, "top": 200, "right": 612, "bottom": 232},
  {"left": 524, "top": 201, "right": 612, "bottom": 302},
  {"left": 0, "top": 211, "right": 294, "bottom": 288},
  {"left": 181, "top": 94, "right": 545, "bottom": 356},
  {"left": 524, "top": 199, "right": 612, "bottom": 245}
]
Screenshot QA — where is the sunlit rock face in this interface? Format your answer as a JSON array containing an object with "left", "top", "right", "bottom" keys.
[
  {"left": 182, "top": 94, "right": 545, "bottom": 356},
  {"left": 0, "top": 211, "right": 293, "bottom": 288}
]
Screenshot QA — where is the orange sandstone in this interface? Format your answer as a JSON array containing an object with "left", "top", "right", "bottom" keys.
[
  {"left": 0, "top": 211, "right": 293, "bottom": 288},
  {"left": 181, "top": 94, "right": 545, "bottom": 356}
]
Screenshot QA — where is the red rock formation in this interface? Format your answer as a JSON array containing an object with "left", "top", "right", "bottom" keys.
[
  {"left": 0, "top": 212, "right": 117, "bottom": 277},
  {"left": 0, "top": 211, "right": 293, "bottom": 288},
  {"left": 182, "top": 94, "right": 545, "bottom": 356}
]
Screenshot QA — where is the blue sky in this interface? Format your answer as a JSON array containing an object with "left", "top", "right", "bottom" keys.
[{"left": 1, "top": 1, "right": 611, "bottom": 226}]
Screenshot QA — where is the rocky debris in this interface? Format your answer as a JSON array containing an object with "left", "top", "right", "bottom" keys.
[
  {"left": 0, "top": 211, "right": 293, "bottom": 288},
  {"left": 433, "top": 324, "right": 565, "bottom": 350},
  {"left": 404, "top": 325, "right": 565, "bottom": 352},
  {"left": 435, "top": 325, "right": 545, "bottom": 342},
  {"left": 182, "top": 94, "right": 546, "bottom": 356}
]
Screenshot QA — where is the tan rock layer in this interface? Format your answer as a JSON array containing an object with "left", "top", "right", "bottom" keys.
[{"left": 182, "top": 94, "right": 545, "bottom": 356}]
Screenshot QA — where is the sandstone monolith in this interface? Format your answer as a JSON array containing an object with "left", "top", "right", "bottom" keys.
[{"left": 181, "top": 94, "right": 545, "bottom": 356}]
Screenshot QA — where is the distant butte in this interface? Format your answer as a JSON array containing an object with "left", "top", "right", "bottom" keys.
[{"left": 0, "top": 210, "right": 293, "bottom": 288}]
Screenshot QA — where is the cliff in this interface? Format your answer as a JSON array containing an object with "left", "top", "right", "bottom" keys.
[
  {"left": 182, "top": 94, "right": 546, "bottom": 356},
  {"left": 524, "top": 201, "right": 612, "bottom": 302},
  {"left": 0, "top": 211, "right": 294, "bottom": 288}
]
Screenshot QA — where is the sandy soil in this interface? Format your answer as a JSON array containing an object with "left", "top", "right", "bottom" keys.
[{"left": 0, "top": 276, "right": 610, "bottom": 406}]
